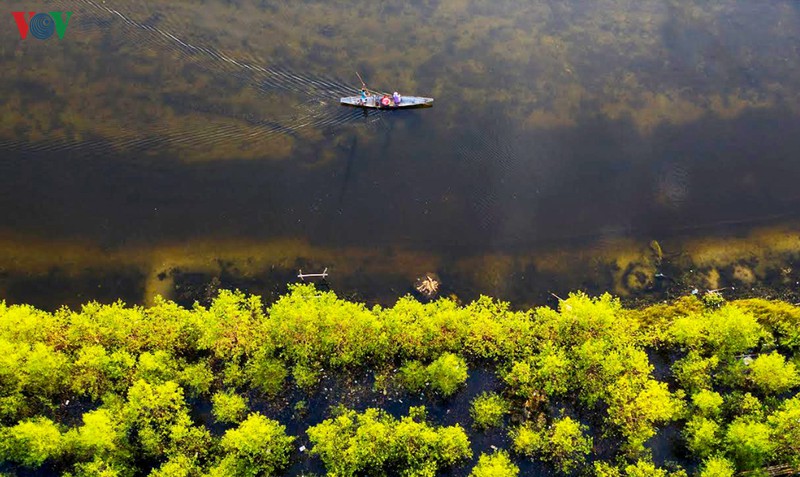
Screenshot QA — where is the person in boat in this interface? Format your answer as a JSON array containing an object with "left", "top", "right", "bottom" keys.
[
  {"left": 392, "top": 91, "right": 401, "bottom": 106},
  {"left": 360, "top": 87, "right": 368, "bottom": 104},
  {"left": 380, "top": 94, "right": 391, "bottom": 107}
]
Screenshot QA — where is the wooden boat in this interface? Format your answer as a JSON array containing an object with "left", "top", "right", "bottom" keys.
[{"left": 340, "top": 94, "right": 434, "bottom": 109}]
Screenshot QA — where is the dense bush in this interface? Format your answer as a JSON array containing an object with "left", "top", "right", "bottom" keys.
[
  {"left": 512, "top": 416, "right": 592, "bottom": 473},
  {"left": 0, "top": 286, "right": 798, "bottom": 476},
  {"left": 691, "top": 390, "right": 724, "bottom": 418},
  {"left": 684, "top": 416, "right": 721, "bottom": 459},
  {"left": 211, "top": 413, "right": 294, "bottom": 476},
  {"left": 671, "top": 351, "right": 719, "bottom": 393},
  {"left": 469, "top": 450, "right": 519, "bottom": 477},
  {"left": 307, "top": 406, "right": 471, "bottom": 476},
  {"left": 768, "top": 396, "right": 800, "bottom": 466},
  {"left": 426, "top": 352, "right": 469, "bottom": 396},
  {"left": 748, "top": 351, "right": 799, "bottom": 394},
  {"left": 398, "top": 353, "right": 469, "bottom": 397},
  {"left": 211, "top": 390, "right": 248, "bottom": 424},
  {"left": 724, "top": 418, "right": 775, "bottom": 469},
  {"left": 0, "top": 417, "right": 63, "bottom": 467},
  {"left": 698, "top": 456, "right": 735, "bottom": 477},
  {"left": 470, "top": 392, "right": 510, "bottom": 429}
]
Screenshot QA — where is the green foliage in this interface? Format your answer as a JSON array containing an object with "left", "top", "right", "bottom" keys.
[
  {"left": 724, "top": 418, "right": 775, "bottom": 470},
  {"left": 70, "top": 345, "right": 113, "bottom": 400},
  {"left": 399, "top": 360, "right": 428, "bottom": 392},
  {"left": 623, "top": 459, "right": 669, "bottom": 477},
  {"left": 470, "top": 392, "right": 510, "bottom": 429},
  {"left": 766, "top": 396, "right": 800, "bottom": 466},
  {"left": 381, "top": 296, "right": 470, "bottom": 361},
  {"left": 292, "top": 362, "right": 321, "bottom": 391},
  {"left": 135, "top": 350, "right": 179, "bottom": 384},
  {"left": 525, "top": 293, "right": 654, "bottom": 410},
  {"left": 723, "top": 392, "right": 763, "bottom": 420},
  {"left": 293, "top": 400, "right": 308, "bottom": 418},
  {"left": 67, "top": 456, "right": 133, "bottom": 477},
  {"left": 0, "top": 416, "right": 62, "bottom": 467},
  {"left": 534, "top": 293, "right": 635, "bottom": 348},
  {"left": 463, "top": 296, "right": 534, "bottom": 361},
  {"left": 593, "top": 459, "right": 686, "bottom": 477},
  {"left": 245, "top": 353, "right": 287, "bottom": 396},
  {"left": 593, "top": 461, "right": 623, "bottom": 477},
  {"left": 469, "top": 450, "right": 519, "bottom": 477},
  {"left": 307, "top": 407, "right": 471, "bottom": 476},
  {"left": 64, "top": 408, "right": 123, "bottom": 461},
  {"left": 221, "top": 361, "right": 247, "bottom": 389},
  {"left": 0, "top": 339, "right": 31, "bottom": 420},
  {"left": 594, "top": 459, "right": 686, "bottom": 477},
  {"left": 149, "top": 454, "right": 203, "bottom": 477},
  {"left": 716, "top": 358, "right": 751, "bottom": 390},
  {"left": 211, "top": 390, "right": 248, "bottom": 424},
  {"left": 122, "top": 380, "right": 210, "bottom": 459},
  {"left": 666, "top": 306, "right": 766, "bottom": 358},
  {"left": 701, "top": 291, "right": 725, "bottom": 309},
  {"left": 548, "top": 417, "right": 593, "bottom": 473},
  {"left": 668, "top": 316, "right": 707, "bottom": 350},
  {"left": 631, "top": 296, "right": 704, "bottom": 342},
  {"left": 733, "top": 298, "right": 800, "bottom": 350},
  {"left": 705, "top": 307, "right": 767, "bottom": 357},
  {"left": 511, "top": 421, "right": 546, "bottom": 456},
  {"left": 24, "top": 343, "right": 70, "bottom": 401},
  {"left": 198, "top": 290, "right": 265, "bottom": 361},
  {"left": 211, "top": 413, "right": 294, "bottom": 477},
  {"left": 177, "top": 361, "right": 213, "bottom": 398},
  {"left": 2, "top": 286, "right": 800, "bottom": 476},
  {"left": 748, "top": 351, "right": 799, "bottom": 395},
  {"left": 269, "top": 284, "right": 385, "bottom": 366},
  {"left": 426, "top": 352, "right": 468, "bottom": 397},
  {"left": 64, "top": 299, "right": 199, "bottom": 355},
  {"left": 0, "top": 302, "right": 62, "bottom": 345},
  {"left": 671, "top": 351, "right": 719, "bottom": 393},
  {"left": 105, "top": 350, "right": 137, "bottom": 390},
  {"left": 683, "top": 416, "right": 721, "bottom": 459},
  {"left": 511, "top": 416, "right": 591, "bottom": 473},
  {"left": 692, "top": 390, "right": 724, "bottom": 418},
  {"left": 502, "top": 360, "right": 539, "bottom": 401},
  {"left": 606, "top": 378, "right": 684, "bottom": 454},
  {"left": 698, "top": 456, "right": 735, "bottom": 477},
  {"left": 534, "top": 344, "right": 572, "bottom": 396}
]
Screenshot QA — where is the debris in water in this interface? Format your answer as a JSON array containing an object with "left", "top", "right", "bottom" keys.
[{"left": 415, "top": 273, "right": 441, "bottom": 299}]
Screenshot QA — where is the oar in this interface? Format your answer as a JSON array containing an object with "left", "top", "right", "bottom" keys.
[
  {"left": 355, "top": 71, "right": 372, "bottom": 95},
  {"left": 356, "top": 71, "right": 367, "bottom": 89},
  {"left": 356, "top": 72, "right": 389, "bottom": 96}
]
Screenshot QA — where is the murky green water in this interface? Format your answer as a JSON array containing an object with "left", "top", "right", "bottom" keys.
[{"left": 2, "top": 0, "right": 800, "bottom": 308}]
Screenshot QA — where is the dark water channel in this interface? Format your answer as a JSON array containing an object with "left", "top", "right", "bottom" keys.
[{"left": 2, "top": 0, "right": 800, "bottom": 307}]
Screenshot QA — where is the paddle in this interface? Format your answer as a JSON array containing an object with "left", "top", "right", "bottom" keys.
[
  {"left": 356, "top": 72, "right": 389, "bottom": 97},
  {"left": 356, "top": 71, "right": 367, "bottom": 89}
]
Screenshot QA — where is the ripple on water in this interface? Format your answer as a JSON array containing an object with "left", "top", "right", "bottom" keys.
[{"left": 35, "top": 0, "right": 376, "bottom": 158}]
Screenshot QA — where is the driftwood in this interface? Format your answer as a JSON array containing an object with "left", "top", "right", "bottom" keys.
[{"left": 297, "top": 268, "right": 328, "bottom": 280}]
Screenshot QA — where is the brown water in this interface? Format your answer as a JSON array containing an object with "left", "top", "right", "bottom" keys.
[{"left": 2, "top": 0, "right": 800, "bottom": 309}]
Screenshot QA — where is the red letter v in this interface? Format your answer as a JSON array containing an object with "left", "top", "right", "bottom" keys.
[{"left": 12, "top": 12, "right": 36, "bottom": 40}]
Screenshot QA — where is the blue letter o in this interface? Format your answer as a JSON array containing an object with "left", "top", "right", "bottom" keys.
[{"left": 30, "top": 13, "right": 55, "bottom": 40}]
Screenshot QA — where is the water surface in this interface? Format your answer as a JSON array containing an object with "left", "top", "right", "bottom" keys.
[{"left": 2, "top": 0, "right": 800, "bottom": 308}]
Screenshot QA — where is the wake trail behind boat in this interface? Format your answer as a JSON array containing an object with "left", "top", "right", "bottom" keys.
[{"left": 36, "top": 0, "right": 376, "bottom": 157}]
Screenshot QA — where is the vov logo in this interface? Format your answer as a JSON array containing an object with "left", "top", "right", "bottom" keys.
[{"left": 12, "top": 12, "right": 73, "bottom": 40}]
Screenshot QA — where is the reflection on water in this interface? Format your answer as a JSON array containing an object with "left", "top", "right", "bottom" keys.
[{"left": 1, "top": 0, "right": 800, "bottom": 307}]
